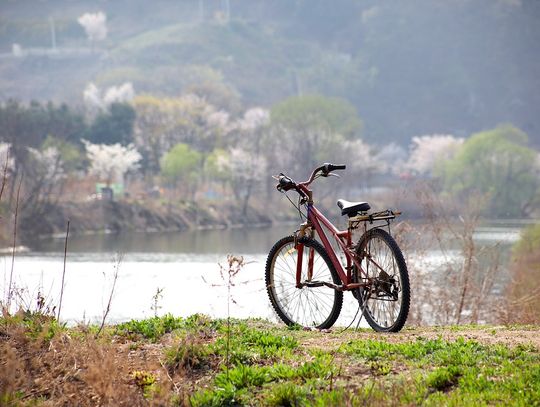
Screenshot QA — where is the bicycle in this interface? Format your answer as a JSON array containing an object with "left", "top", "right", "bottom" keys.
[{"left": 265, "top": 163, "right": 410, "bottom": 332}]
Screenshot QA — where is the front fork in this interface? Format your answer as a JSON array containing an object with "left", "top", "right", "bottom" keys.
[{"left": 295, "top": 222, "right": 315, "bottom": 288}]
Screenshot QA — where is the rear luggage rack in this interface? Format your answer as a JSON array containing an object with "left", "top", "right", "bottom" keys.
[{"left": 348, "top": 210, "right": 401, "bottom": 229}]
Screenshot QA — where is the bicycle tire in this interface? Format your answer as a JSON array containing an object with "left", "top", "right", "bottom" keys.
[
  {"left": 354, "top": 228, "right": 410, "bottom": 332},
  {"left": 265, "top": 236, "right": 343, "bottom": 329}
]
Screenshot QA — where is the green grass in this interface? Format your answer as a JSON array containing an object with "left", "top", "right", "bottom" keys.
[
  {"left": 2, "top": 313, "right": 539, "bottom": 406},
  {"left": 114, "top": 312, "right": 219, "bottom": 341}
]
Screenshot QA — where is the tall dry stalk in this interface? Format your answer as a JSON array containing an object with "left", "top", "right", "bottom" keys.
[
  {"left": 7, "top": 174, "right": 23, "bottom": 310},
  {"left": 95, "top": 254, "right": 123, "bottom": 338},
  {"left": 57, "top": 220, "right": 70, "bottom": 321},
  {"left": 410, "top": 182, "right": 501, "bottom": 325},
  {"left": 0, "top": 148, "right": 8, "bottom": 204},
  {"left": 501, "top": 224, "right": 540, "bottom": 324},
  {"left": 218, "top": 255, "right": 245, "bottom": 376},
  {"left": 151, "top": 287, "right": 164, "bottom": 317}
]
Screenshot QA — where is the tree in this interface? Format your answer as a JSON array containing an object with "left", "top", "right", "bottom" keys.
[
  {"left": 42, "top": 135, "right": 84, "bottom": 173},
  {"left": 271, "top": 94, "right": 362, "bottom": 140},
  {"left": 204, "top": 148, "right": 231, "bottom": 186},
  {"left": 0, "top": 143, "right": 15, "bottom": 175},
  {"left": 23, "top": 146, "right": 65, "bottom": 211},
  {"left": 83, "top": 140, "right": 141, "bottom": 187},
  {"left": 220, "top": 147, "right": 267, "bottom": 215},
  {"left": 438, "top": 125, "right": 540, "bottom": 217},
  {"left": 87, "top": 103, "right": 136, "bottom": 146},
  {"left": 133, "top": 95, "right": 230, "bottom": 174},
  {"left": 505, "top": 223, "right": 540, "bottom": 324},
  {"left": 160, "top": 143, "right": 202, "bottom": 197},
  {"left": 77, "top": 11, "right": 107, "bottom": 49},
  {"left": 269, "top": 95, "right": 363, "bottom": 180},
  {"left": 83, "top": 82, "right": 135, "bottom": 112},
  {"left": 405, "top": 134, "right": 464, "bottom": 176},
  {"left": 0, "top": 100, "right": 88, "bottom": 206}
]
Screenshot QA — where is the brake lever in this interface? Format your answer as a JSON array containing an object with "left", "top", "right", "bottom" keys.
[{"left": 328, "top": 173, "right": 340, "bottom": 178}]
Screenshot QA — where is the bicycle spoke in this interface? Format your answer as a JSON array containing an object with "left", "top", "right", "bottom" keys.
[
  {"left": 354, "top": 230, "right": 409, "bottom": 331},
  {"left": 267, "top": 236, "right": 342, "bottom": 328}
]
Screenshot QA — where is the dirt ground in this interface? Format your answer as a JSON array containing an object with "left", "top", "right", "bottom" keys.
[{"left": 299, "top": 325, "right": 540, "bottom": 350}]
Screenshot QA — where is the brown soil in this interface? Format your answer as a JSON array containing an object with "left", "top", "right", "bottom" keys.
[{"left": 299, "top": 325, "right": 540, "bottom": 350}]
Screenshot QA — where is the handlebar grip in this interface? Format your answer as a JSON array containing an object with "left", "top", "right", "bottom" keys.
[
  {"left": 323, "top": 163, "right": 347, "bottom": 173},
  {"left": 276, "top": 174, "right": 296, "bottom": 191}
]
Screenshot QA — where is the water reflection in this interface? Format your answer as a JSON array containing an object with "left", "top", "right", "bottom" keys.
[{"left": 29, "top": 225, "right": 295, "bottom": 256}]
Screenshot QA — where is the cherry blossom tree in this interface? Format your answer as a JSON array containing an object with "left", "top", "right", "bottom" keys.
[
  {"left": 83, "top": 82, "right": 135, "bottom": 111},
  {"left": 221, "top": 147, "right": 267, "bottom": 214},
  {"left": 237, "top": 107, "right": 270, "bottom": 131},
  {"left": 78, "top": 12, "right": 107, "bottom": 44},
  {"left": 83, "top": 140, "right": 141, "bottom": 186},
  {"left": 0, "top": 143, "right": 14, "bottom": 203},
  {"left": 405, "top": 134, "right": 464, "bottom": 176},
  {"left": 373, "top": 143, "right": 408, "bottom": 175},
  {"left": 133, "top": 94, "right": 232, "bottom": 173},
  {"left": 0, "top": 143, "right": 14, "bottom": 174},
  {"left": 27, "top": 147, "right": 65, "bottom": 185}
]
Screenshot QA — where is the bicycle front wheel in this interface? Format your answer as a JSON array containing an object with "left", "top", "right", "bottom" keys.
[
  {"left": 355, "top": 228, "right": 410, "bottom": 332},
  {"left": 265, "top": 236, "right": 343, "bottom": 329}
]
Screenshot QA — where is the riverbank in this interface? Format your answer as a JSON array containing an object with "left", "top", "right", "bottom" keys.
[
  {"left": 11, "top": 200, "right": 275, "bottom": 245},
  {"left": 1, "top": 314, "right": 539, "bottom": 406}
]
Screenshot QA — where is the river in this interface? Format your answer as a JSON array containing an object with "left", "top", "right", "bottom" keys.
[{"left": 0, "top": 222, "right": 525, "bottom": 326}]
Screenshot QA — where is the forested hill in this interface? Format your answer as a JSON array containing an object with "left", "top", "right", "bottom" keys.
[{"left": 1, "top": 0, "right": 539, "bottom": 146}]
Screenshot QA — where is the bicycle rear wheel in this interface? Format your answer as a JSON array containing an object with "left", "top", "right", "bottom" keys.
[
  {"left": 265, "top": 236, "right": 343, "bottom": 329},
  {"left": 354, "top": 228, "right": 410, "bottom": 332}
]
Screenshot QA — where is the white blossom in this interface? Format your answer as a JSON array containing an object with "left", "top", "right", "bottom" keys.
[
  {"left": 342, "top": 139, "right": 384, "bottom": 174},
  {"left": 238, "top": 108, "right": 270, "bottom": 131},
  {"left": 103, "top": 83, "right": 135, "bottom": 106},
  {"left": 405, "top": 134, "right": 464, "bottom": 175},
  {"left": 226, "top": 147, "right": 267, "bottom": 181},
  {"left": 83, "top": 140, "right": 141, "bottom": 184},
  {"left": 374, "top": 143, "right": 408, "bottom": 175},
  {"left": 28, "top": 147, "right": 65, "bottom": 183},
  {"left": 0, "top": 143, "right": 15, "bottom": 172},
  {"left": 83, "top": 82, "right": 103, "bottom": 109},
  {"left": 84, "top": 82, "right": 135, "bottom": 110},
  {"left": 207, "top": 110, "right": 230, "bottom": 129},
  {"left": 78, "top": 12, "right": 107, "bottom": 42}
]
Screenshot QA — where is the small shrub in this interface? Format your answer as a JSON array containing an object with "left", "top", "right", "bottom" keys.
[
  {"left": 265, "top": 382, "right": 308, "bottom": 406},
  {"left": 115, "top": 314, "right": 185, "bottom": 341},
  {"left": 426, "top": 366, "right": 462, "bottom": 392},
  {"left": 164, "top": 335, "right": 210, "bottom": 373},
  {"left": 369, "top": 360, "right": 392, "bottom": 376},
  {"left": 214, "top": 364, "right": 269, "bottom": 389},
  {"left": 190, "top": 382, "right": 248, "bottom": 407},
  {"left": 131, "top": 370, "right": 157, "bottom": 398},
  {"left": 212, "top": 325, "right": 298, "bottom": 365}
]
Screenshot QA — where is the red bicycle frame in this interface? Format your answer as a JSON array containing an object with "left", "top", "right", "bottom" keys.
[{"left": 293, "top": 182, "right": 366, "bottom": 292}]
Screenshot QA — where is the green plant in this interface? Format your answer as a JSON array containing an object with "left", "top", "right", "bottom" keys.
[
  {"left": 369, "top": 360, "right": 392, "bottom": 376},
  {"left": 215, "top": 364, "right": 269, "bottom": 389},
  {"left": 164, "top": 335, "right": 210, "bottom": 373},
  {"left": 131, "top": 370, "right": 157, "bottom": 398},
  {"left": 190, "top": 382, "right": 248, "bottom": 407},
  {"left": 265, "top": 382, "right": 308, "bottom": 406},
  {"left": 115, "top": 314, "right": 186, "bottom": 341},
  {"left": 211, "top": 324, "right": 298, "bottom": 365},
  {"left": 426, "top": 366, "right": 462, "bottom": 392}
]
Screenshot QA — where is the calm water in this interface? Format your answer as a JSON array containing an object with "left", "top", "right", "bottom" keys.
[{"left": 0, "top": 222, "right": 525, "bottom": 326}]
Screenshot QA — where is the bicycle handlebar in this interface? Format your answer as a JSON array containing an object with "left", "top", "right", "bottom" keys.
[
  {"left": 276, "top": 173, "right": 296, "bottom": 192},
  {"left": 275, "top": 163, "right": 347, "bottom": 193}
]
